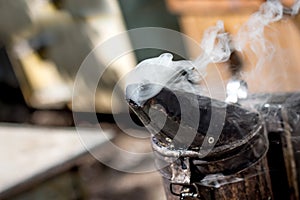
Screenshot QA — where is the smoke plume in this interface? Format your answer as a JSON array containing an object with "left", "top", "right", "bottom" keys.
[{"left": 126, "top": 0, "right": 297, "bottom": 104}]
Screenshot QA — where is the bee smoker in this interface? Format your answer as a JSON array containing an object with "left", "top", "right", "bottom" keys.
[
  {"left": 127, "top": 86, "right": 274, "bottom": 200},
  {"left": 128, "top": 86, "right": 300, "bottom": 200}
]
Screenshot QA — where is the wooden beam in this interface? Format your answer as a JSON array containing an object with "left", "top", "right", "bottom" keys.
[
  {"left": 166, "top": 0, "right": 297, "bottom": 15},
  {"left": 165, "top": 0, "right": 263, "bottom": 15}
]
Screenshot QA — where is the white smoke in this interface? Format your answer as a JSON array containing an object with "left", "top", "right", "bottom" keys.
[
  {"left": 234, "top": 1, "right": 283, "bottom": 71},
  {"left": 126, "top": 0, "right": 297, "bottom": 105},
  {"left": 125, "top": 53, "right": 203, "bottom": 106},
  {"left": 292, "top": 0, "right": 300, "bottom": 15},
  {"left": 196, "top": 21, "right": 231, "bottom": 66},
  {"left": 125, "top": 21, "right": 230, "bottom": 105}
]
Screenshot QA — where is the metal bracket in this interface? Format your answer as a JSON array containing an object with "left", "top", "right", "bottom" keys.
[{"left": 170, "top": 183, "right": 201, "bottom": 200}]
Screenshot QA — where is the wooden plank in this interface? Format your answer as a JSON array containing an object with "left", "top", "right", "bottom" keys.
[
  {"left": 0, "top": 123, "right": 114, "bottom": 199},
  {"left": 166, "top": 0, "right": 296, "bottom": 15},
  {"left": 165, "top": 0, "right": 263, "bottom": 15}
]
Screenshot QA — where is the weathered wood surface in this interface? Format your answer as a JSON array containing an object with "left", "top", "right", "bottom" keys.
[
  {"left": 0, "top": 123, "right": 113, "bottom": 199},
  {"left": 252, "top": 93, "right": 300, "bottom": 200}
]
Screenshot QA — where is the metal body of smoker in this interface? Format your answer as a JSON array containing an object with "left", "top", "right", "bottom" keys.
[{"left": 128, "top": 86, "right": 300, "bottom": 200}]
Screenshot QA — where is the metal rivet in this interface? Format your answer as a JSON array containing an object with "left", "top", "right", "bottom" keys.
[
  {"left": 166, "top": 137, "right": 172, "bottom": 143},
  {"left": 208, "top": 137, "right": 215, "bottom": 144}
]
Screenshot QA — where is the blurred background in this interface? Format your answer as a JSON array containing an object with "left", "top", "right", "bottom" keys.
[{"left": 1, "top": 0, "right": 300, "bottom": 200}]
